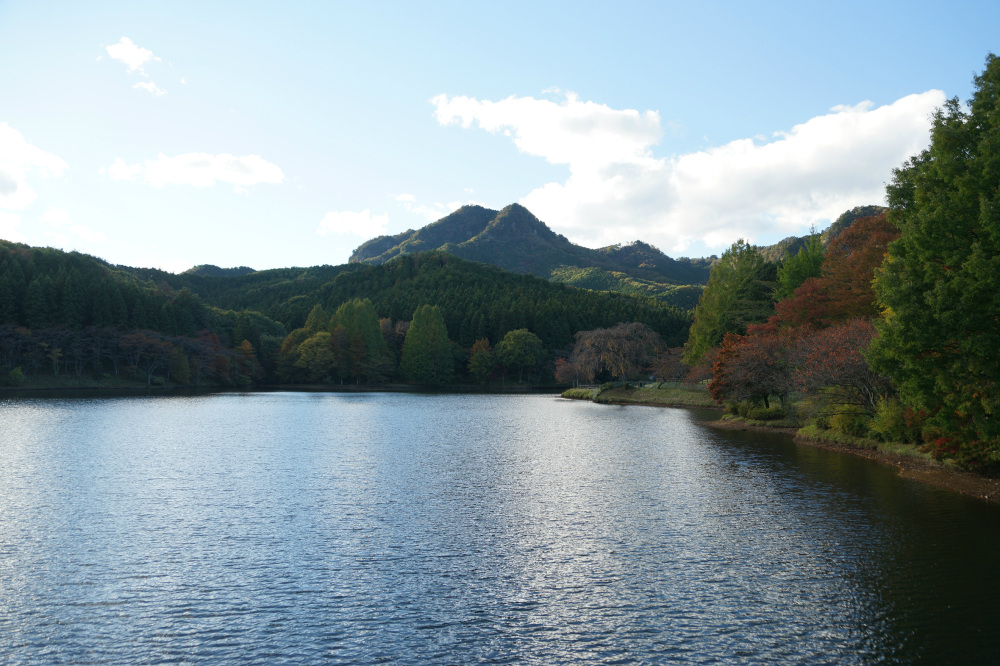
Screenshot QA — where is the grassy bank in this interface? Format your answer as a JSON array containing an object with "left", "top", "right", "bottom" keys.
[
  {"left": 564, "top": 385, "right": 1000, "bottom": 502},
  {"left": 562, "top": 383, "right": 718, "bottom": 409}
]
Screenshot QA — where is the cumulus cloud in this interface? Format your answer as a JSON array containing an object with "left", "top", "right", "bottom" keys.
[
  {"left": 0, "top": 123, "right": 67, "bottom": 212},
  {"left": 106, "top": 37, "right": 160, "bottom": 73},
  {"left": 393, "top": 193, "right": 466, "bottom": 221},
  {"left": 432, "top": 90, "right": 944, "bottom": 253},
  {"left": 105, "top": 153, "right": 284, "bottom": 191},
  {"left": 133, "top": 81, "right": 166, "bottom": 96},
  {"left": 317, "top": 210, "right": 389, "bottom": 237},
  {"left": 105, "top": 37, "right": 167, "bottom": 95}
]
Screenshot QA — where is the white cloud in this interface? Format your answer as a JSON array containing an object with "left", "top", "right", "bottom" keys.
[
  {"left": 0, "top": 211, "right": 24, "bottom": 242},
  {"left": 393, "top": 193, "right": 465, "bottom": 221},
  {"left": 105, "top": 37, "right": 168, "bottom": 95},
  {"left": 432, "top": 91, "right": 662, "bottom": 169},
  {"left": 133, "top": 81, "right": 166, "bottom": 96},
  {"left": 41, "top": 207, "right": 71, "bottom": 227},
  {"left": 41, "top": 207, "right": 106, "bottom": 245},
  {"left": 432, "top": 90, "right": 944, "bottom": 253},
  {"left": 318, "top": 210, "right": 389, "bottom": 237},
  {"left": 106, "top": 153, "right": 284, "bottom": 191},
  {"left": 106, "top": 37, "right": 160, "bottom": 73},
  {"left": 0, "top": 123, "right": 67, "bottom": 212}
]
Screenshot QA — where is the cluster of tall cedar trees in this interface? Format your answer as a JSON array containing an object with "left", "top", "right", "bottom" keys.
[{"left": 0, "top": 242, "right": 285, "bottom": 387}]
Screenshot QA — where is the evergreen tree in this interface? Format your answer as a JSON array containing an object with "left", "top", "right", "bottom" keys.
[
  {"left": 775, "top": 231, "right": 823, "bottom": 300},
  {"left": 870, "top": 54, "right": 1000, "bottom": 470},
  {"left": 400, "top": 304, "right": 453, "bottom": 386}
]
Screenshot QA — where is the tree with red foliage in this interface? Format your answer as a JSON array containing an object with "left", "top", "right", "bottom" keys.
[
  {"left": 709, "top": 322, "right": 794, "bottom": 408},
  {"left": 792, "top": 319, "right": 891, "bottom": 416},
  {"left": 772, "top": 213, "right": 898, "bottom": 328}
]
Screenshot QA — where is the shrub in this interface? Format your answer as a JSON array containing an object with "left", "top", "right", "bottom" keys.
[
  {"left": 828, "top": 404, "right": 870, "bottom": 438},
  {"left": 869, "top": 397, "right": 924, "bottom": 443},
  {"left": 7, "top": 366, "right": 24, "bottom": 387},
  {"left": 746, "top": 405, "right": 785, "bottom": 421}
]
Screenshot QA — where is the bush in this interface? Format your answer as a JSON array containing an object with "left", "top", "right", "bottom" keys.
[
  {"left": 7, "top": 366, "right": 24, "bottom": 387},
  {"left": 870, "top": 397, "right": 924, "bottom": 443},
  {"left": 828, "top": 404, "right": 870, "bottom": 438},
  {"left": 746, "top": 405, "right": 785, "bottom": 421}
]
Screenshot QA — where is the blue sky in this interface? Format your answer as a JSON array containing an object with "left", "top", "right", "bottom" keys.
[{"left": 0, "top": 1, "right": 997, "bottom": 272}]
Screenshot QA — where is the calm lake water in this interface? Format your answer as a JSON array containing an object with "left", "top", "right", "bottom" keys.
[{"left": 1, "top": 392, "right": 999, "bottom": 664}]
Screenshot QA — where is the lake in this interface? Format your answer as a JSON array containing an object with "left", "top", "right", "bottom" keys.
[{"left": 1, "top": 392, "right": 999, "bottom": 664}]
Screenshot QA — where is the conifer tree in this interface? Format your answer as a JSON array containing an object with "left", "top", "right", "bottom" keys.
[
  {"left": 870, "top": 54, "right": 1000, "bottom": 469},
  {"left": 400, "top": 304, "right": 452, "bottom": 386}
]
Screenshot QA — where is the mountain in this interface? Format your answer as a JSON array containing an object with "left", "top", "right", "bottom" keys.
[
  {"left": 349, "top": 203, "right": 712, "bottom": 308},
  {"left": 759, "top": 205, "right": 889, "bottom": 263}
]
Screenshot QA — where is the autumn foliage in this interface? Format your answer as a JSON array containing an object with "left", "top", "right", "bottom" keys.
[{"left": 771, "top": 213, "right": 898, "bottom": 329}]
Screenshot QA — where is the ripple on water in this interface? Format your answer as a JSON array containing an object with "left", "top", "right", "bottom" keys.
[{"left": 1, "top": 393, "right": 1000, "bottom": 664}]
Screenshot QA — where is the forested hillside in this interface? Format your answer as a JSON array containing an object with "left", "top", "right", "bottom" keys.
[
  {"left": 0, "top": 242, "right": 689, "bottom": 389},
  {"left": 349, "top": 203, "right": 712, "bottom": 309}
]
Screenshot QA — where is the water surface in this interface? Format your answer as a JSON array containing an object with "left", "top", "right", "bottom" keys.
[{"left": 1, "top": 392, "right": 998, "bottom": 663}]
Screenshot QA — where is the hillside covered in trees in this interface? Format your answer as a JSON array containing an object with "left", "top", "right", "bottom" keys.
[
  {"left": 349, "top": 203, "right": 713, "bottom": 309},
  {"left": 0, "top": 242, "right": 689, "bottom": 389}
]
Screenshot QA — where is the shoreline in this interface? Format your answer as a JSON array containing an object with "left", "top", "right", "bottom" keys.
[{"left": 572, "top": 391, "right": 1000, "bottom": 505}]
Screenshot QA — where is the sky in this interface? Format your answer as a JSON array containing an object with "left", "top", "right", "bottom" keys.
[{"left": 0, "top": 1, "right": 997, "bottom": 273}]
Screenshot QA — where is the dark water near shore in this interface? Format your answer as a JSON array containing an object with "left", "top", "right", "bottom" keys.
[{"left": 1, "top": 392, "right": 999, "bottom": 664}]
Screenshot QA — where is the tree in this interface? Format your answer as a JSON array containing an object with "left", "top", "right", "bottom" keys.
[
  {"left": 568, "top": 323, "right": 662, "bottom": 384},
  {"left": 295, "top": 331, "right": 337, "bottom": 382},
  {"left": 496, "top": 328, "right": 545, "bottom": 383},
  {"left": 400, "top": 305, "right": 453, "bottom": 386},
  {"left": 683, "top": 239, "right": 775, "bottom": 365},
  {"left": 331, "top": 298, "right": 390, "bottom": 383},
  {"left": 870, "top": 55, "right": 1000, "bottom": 469},
  {"left": 467, "top": 338, "right": 495, "bottom": 384},
  {"left": 709, "top": 323, "right": 794, "bottom": 408},
  {"left": 772, "top": 213, "right": 898, "bottom": 329},
  {"left": 775, "top": 230, "right": 823, "bottom": 300},
  {"left": 795, "top": 319, "right": 891, "bottom": 417},
  {"left": 553, "top": 357, "right": 579, "bottom": 386}
]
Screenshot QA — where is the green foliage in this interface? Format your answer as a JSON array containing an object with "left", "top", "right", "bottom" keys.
[
  {"left": 549, "top": 265, "right": 704, "bottom": 309},
  {"left": 827, "top": 404, "right": 871, "bottom": 439},
  {"left": 870, "top": 54, "right": 1000, "bottom": 470},
  {"left": 331, "top": 298, "right": 391, "bottom": 382},
  {"left": 6, "top": 366, "right": 25, "bottom": 387},
  {"left": 869, "top": 397, "right": 925, "bottom": 444},
  {"left": 775, "top": 232, "right": 823, "bottom": 300},
  {"left": 295, "top": 331, "right": 337, "bottom": 382},
  {"left": 314, "top": 253, "right": 690, "bottom": 350},
  {"left": 726, "top": 399, "right": 786, "bottom": 421},
  {"left": 496, "top": 328, "right": 545, "bottom": 383},
  {"left": 683, "top": 240, "right": 776, "bottom": 365},
  {"left": 400, "top": 305, "right": 453, "bottom": 386},
  {"left": 467, "top": 338, "right": 494, "bottom": 384}
]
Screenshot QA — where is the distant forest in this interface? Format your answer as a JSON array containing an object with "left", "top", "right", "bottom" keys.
[{"left": 0, "top": 245, "right": 688, "bottom": 388}]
